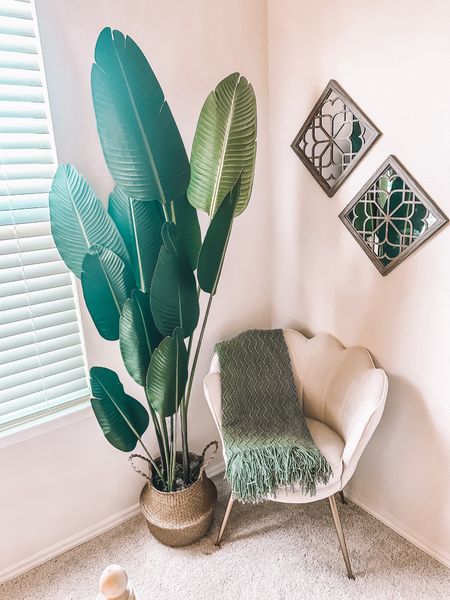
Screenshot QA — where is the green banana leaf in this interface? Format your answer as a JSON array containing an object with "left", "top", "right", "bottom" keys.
[
  {"left": 171, "top": 194, "right": 201, "bottom": 271},
  {"left": 90, "top": 366, "right": 149, "bottom": 452},
  {"left": 91, "top": 28, "right": 189, "bottom": 204},
  {"left": 120, "top": 289, "right": 163, "bottom": 386},
  {"left": 187, "top": 72, "right": 257, "bottom": 218},
  {"left": 81, "top": 246, "right": 135, "bottom": 340},
  {"left": 146, "top": 329, "right": 188, "bottom": 418},
  {"left": 150, "top": 222, "right": 199, "bottom": 337},
  {"left": 108, "top": 186, "right": 164, "bottom": 291},
  {"left": 197, "top": 177, "right": 241, "bottom": 294},
  {"left": 49, "top": 164, "right": 128, "bottom": 277}
]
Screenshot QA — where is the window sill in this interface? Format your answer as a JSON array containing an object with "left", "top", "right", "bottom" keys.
[{"left": 0, "top": 397, "right": 92, "bottom": 449}]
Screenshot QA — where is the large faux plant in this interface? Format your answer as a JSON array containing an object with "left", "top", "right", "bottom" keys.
[{"left": 49, "top": 28, "right": 257, "bottom": 491}]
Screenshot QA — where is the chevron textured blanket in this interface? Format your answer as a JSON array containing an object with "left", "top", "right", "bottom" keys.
[{"left": 215, "top": 329, "right": 331, "bottom": 503}]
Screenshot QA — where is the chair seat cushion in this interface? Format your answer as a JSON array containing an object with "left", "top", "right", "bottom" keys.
[{"left": 268, "top": 417, "right": 344, "bottom": 504}]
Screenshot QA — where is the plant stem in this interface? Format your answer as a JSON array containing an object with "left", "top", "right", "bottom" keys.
[
  {"left": 162, "top": 202, "right": 170, "bottom": 222},
  {"left": 180, "top": 333, "right": 194, "bottom": 482},
  {"left": 137, "top": 437, "right": 164, "bottom": 482},
  {"left": 169, "top": 413, "right": 174, "bottom": 480},
  {"left": 180, "top": 404, "right": 189, "bottom": 482},
  {"left": 148, "top": 404, "right": 167, "bottom": 477},
  {"left": 185, "top": 294, "right": 214, "bottom": 411},
  {"left": 170, "top": 413, "right": 177, "bottom": 485},
  {"left": 160, "top": 417, "right": 171, "bottom": 490}
]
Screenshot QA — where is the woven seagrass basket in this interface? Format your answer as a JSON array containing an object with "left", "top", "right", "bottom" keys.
[{"left": 129, "top": 442, "right": 218, "bottom": 547}]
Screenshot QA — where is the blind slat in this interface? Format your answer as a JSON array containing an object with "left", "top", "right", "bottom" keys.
[
  {"left": 0, "top": 66, "right": 41, "bottom": 86},
  {"left": 0, "top": 149, "right": 51, "bottom": 164},
  {"left": 0, "top": 32, "right": 37, "bottom": 54},
  {"left": 0, "top": 132, "right": 50, "bottom": 149},
  {"left": 0, "top": 83, "right": 43, "bottom": 101},
  {"left": 0, "top": 50, "right": 38, "bottom": 70},
  {"left": 0, "top": 116, "right": 48, "bottom": 133},
  {"left": 0, "top": 101, "right": 46, "bottom": 119},
  {"left": 0, "top": 15, "right": 34, "bottom": 37},
  {"left": 0, "top": 1, "right": 33, "bottom": 21},
  {"left": 0, "top": 163, "right": 53, "bottom": 178}
]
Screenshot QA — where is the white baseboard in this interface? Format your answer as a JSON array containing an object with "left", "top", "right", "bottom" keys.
[
  {"left": 207, "top": 460, "right": 225, "bottom": 479},
  {"left": 0, "top": 461, "right": 226, "bottom": 586},
  {"left": 0, "top": 503, "right": 141, "bottom": 585},
  {"left": 345, "top": 488, "right": 450, "bottom": 569}
]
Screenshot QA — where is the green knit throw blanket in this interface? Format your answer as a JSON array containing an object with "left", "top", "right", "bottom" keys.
[{"left": 215, "top": 329, "right": 331, "bottom": 503}]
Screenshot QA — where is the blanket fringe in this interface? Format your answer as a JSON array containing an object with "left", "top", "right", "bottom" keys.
[{"left": 225, "top": 444, "right": 332, "bottom": 503}]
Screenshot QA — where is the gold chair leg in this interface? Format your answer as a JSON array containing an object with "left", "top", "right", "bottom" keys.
[
  {"left": 339, "top": 490, "right": 347, "bottom": 504},
  {"left": 328, "top": 494, "right": 355, "bottom": 579},
  {"left": 215, "top": 493, "right": 235, "bottom": 547}
]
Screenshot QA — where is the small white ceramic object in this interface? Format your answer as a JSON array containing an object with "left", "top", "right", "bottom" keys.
[{"left": 96, "top": 564, "right": 136, "bottom": 600}]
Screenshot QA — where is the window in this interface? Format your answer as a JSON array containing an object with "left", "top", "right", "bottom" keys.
[{"left": 0, "top": 0, "right": 89, "bottom": 431}]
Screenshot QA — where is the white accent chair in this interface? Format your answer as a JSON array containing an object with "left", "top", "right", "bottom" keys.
[{"left": 203, "top": 330, "right": 388, "bottom": 578}]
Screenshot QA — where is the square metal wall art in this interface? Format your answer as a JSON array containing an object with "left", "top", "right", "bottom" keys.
[
  {"left": 339, "top": 155, "right": 448, "bottom": 276},
  {"left": 291, "top": 80, "right": 381, "bottom": 196}
]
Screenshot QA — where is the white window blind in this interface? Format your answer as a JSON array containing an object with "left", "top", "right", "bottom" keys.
[{"left": 0, "top": 0, "right": 89, "bottom": 430}]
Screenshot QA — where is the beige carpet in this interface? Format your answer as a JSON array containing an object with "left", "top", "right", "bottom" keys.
[{"left": 1, "top": 478, "right": 449, "bottom": 600}]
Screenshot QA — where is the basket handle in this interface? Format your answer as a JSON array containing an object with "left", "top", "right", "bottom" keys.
[
  {"left": 128, "top": 454, "right": 152, "bottom": 484},
  {"left": 199, "top": 440, "right": 219, "bottom": 479}
]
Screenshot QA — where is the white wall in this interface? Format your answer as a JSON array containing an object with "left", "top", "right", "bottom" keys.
[
  {"left": 0, "top": 0, "right": 271, "bottom": 578},
  {"left": 267, "top": 0, "right": 450, "bottom": 564}
]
